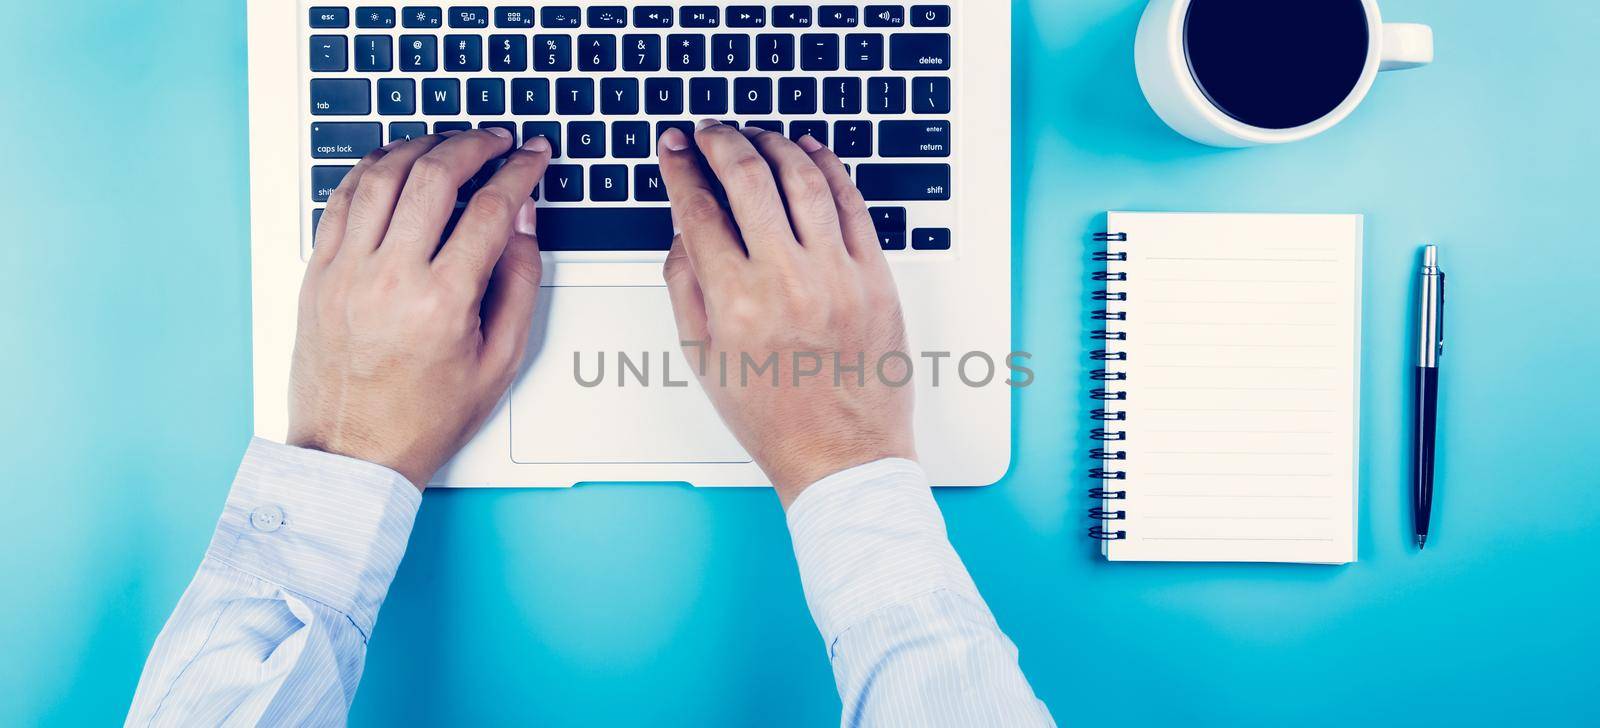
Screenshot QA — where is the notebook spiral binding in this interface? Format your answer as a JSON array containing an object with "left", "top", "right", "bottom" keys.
[{"left": 1089, "top": 231, "right": 1129, "bottom": 542}]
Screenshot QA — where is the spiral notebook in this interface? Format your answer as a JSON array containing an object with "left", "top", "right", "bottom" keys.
[{"left": 1088, "top": 212, "right": 1361, "bottom": 564}]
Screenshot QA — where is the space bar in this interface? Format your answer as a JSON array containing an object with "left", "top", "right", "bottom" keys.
[{"left": 535, "top": 207, "right": 675, "bottom": 251}]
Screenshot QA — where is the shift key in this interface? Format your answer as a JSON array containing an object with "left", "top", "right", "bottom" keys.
[
  {"left": 856, "top": 163, "right": 951, "bottom": 201},
  {"left": 311, "top": 122, "right": 381, "bottom": 159}
]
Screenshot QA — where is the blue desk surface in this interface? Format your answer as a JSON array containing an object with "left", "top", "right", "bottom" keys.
[{"left": 4, "top": 1, "right": 1597, "bottom": 725}]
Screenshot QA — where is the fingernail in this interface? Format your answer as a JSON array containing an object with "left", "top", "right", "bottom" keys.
[
  {"left": 524, "top": 135, "right": 551, "bottom": 153},
  {"left": 660, "top": 127, "right": 690, "bottom": 152},
  {"left": 515, "top": 199, "right": 537, "bottom": 236},
  {"left": 696, "top": 118, "right": 721, "bottom": 131},
  {"left": 486, "top": 126, "right": 512, "bottom": 139},
  {"left": 740, "top": 126, "right": 763, "bottom": 138},
  {"left": 797, "top": 134, "right": 824, "bottom": 153}
]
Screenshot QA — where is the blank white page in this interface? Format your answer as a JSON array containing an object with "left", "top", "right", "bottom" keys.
[{"left": 1101, "top": 213, "right": 1361, "bottom": 563}]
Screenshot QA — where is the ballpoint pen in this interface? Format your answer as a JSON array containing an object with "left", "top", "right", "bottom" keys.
[{"left": 1413, "top": 245, "right": 1446, "bottom": 550}]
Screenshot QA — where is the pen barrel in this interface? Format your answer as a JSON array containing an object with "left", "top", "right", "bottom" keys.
[{"left": 1412, "top": 366, "right": 1440, "bottom": 539}]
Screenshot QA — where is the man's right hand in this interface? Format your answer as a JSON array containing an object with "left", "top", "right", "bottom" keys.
[{"left": 657, "top": 121, "right": 917, "bottom": 508}]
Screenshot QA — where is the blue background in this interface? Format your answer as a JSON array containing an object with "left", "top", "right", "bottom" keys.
[{"left": 3, "top": 1, "right": 1597, "bottom": 725}]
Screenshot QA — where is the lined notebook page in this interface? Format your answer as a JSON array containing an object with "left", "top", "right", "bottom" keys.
[{"left": 1102, "top": 213, "right": 1361, "bottom": 563}]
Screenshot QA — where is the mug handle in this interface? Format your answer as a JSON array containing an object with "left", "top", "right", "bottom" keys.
[{"left": 1380, "top": 23, "right": 1434, "bottom": 71}]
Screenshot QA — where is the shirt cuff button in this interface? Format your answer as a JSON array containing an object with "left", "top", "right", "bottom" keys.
[{"left": 249, "top": 505, "right": 285, "bottom": 533}]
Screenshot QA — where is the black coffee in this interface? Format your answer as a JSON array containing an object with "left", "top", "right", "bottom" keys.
[{"left": 1184, "top": 0, "right": 1370, "bottom": 130}]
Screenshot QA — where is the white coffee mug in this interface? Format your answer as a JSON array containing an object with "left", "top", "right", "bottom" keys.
[{"left": 1135, "top": 0, "right": 1433, "bottom": 147}]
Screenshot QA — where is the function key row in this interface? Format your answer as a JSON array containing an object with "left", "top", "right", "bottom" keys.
[{"left": 310, "top": 6, "right": 952, "bottom": 30}]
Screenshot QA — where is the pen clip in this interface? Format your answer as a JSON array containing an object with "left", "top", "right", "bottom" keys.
[{"left": 1436, "top": 271, "right": 1447, "bottom": 359}]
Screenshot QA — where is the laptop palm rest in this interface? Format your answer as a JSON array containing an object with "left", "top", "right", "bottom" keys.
[{"left": 509, "top": 286, "right": 749, "bottom": 465}]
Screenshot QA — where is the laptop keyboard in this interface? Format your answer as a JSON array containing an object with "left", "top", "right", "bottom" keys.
[{"left": 304, "top": 3, "right": 956, "bottom": 252}]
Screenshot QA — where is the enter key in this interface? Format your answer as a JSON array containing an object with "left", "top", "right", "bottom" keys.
[{"left": 878, "top": 120, "right": 952, "bottom": 157}]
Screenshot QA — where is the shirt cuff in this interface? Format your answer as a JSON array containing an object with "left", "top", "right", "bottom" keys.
[
  {"left": 205, "top": 437, "right": 422, "bottom": 638},
  {"left": 786, "top": 458, "right": 984, "bottom": 646}
]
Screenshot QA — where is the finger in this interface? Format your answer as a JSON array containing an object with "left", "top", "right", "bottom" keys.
[
  {"left": 657, "top": 126, "right": 746, "bottom": 288},
  {"left": 799, "top": 135, "right": 884, "bottom": 264},
  {"left": 310, "top": 144, "right": 389, "bottom": 265},
  {"left": 434, "top": 137, "right": 552, "bottom": 291},
  {"left": 479, "top": 228, "right": 543, "bottom": 377},
  {"left": 743, "top": 128, "right": 847, "bottom": 255},
  {"left": 662, "top": 234, "right": 709, "bottom": 344},
  {"left": 335, "top": 133, "right": 449, "bottom": 258},
  {"left": 692, "top": 121, "right": 800, "bottom": 260},
  {"left": 380, "top": 128, "right": 516, "bottom": 262}
]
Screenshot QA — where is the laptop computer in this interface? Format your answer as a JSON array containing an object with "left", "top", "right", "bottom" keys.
[{"left": 246, "top": 1, "right": 1011, "bottom": 487}]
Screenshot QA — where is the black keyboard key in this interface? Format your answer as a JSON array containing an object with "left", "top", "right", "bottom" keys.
[
  {"left": 823, "top": 77, "right": 861, "bottom": 114},
  {"left": 634, "top": 6, "right": 673, "bottom": 28},
  {"left": 601, "top": 78, "right": 640, "bottom": 114},
  {"left": 891, "top": 34, "right": 952, "bottom": 70},
  {"left": 522, "top": 121, "right": 562, "bottom": 157},
  {"left": 389, "top": 121, "right": 427, "bottom": 142},
  {"left": 310, "top": 35, "right": 347, "bottom": 72},
  {"left": 712, "top": 34, "right": 751, "bottom": 71},
  {"left": 311, "top": 7, "right": 349, "bottom": 28},
  {"left": 535, "top": 35, "right": 573, "bottom": 71},
  {"left": 490, "top": 35, "right": 528, "bottom": 71},
  {"left": 656, "top": 121, "right": 695, "bottom": 146},
  {"left": 467, "top": 78, "right": 505, "bottom": 115},
  {"left": 448, "top": 6, "right": 488, "bottom": 27},
  {"left": 311, "top": 122, "right": 382, "bottom": 159},
  {"left": 357, "top": 7, "right": 397, "bottom": 28},
  {"left": 311, "top": 79, "right": 372, "bottom": 115},
  {"left": 801, "top": 34, "right": 840, "bottom": 71},
  {"left": 913, "top": 76, "right": 952, "bottom": 114},
  {"left": 444, "top": 35, "right": 482, "bottom": 71},
  {"left": 312, "top": 208, "right": 325, "bottom": 243},
  {"left": 377, "top": 78, "right": 415, "bottom": 114},
  {"left": 568, "top": 121, "right": 606, "bottom": 158},
  {"left": 512, "top": 78, "right": 551, "bottom": 114},
  {"left": 878, "top": 231, "right": 907, "bottom": 250},
  {"left": 590, "top": 165, "right": 629, "bottom": 201},
  {"left": 789, "top": 120, "right": 828, "bottom": 145},
  {"left": 879, "top": 120, "right": 950, "bottom": 157},
  {"left": 868, "top": 77, "right": 907, "bottom": 114},
  {"left": 832, "top": 120, "right": 872, "bottom": 158},
  {"left": 623, "top": 34, "right": 662, "bottom": 71},
  {"left": 869, "top": 206, "right": 907, "bottom": 232},
  {"left": 912, "top": 228, "right": 951, "bottom": 250},
  {"left": 354, "top": 35, "right": 393, "bottom": 72},
  {"left": 756, "top": 34, "right": 795, "bottom": 71},
  {"left": 587, "top": 6, "right": 627, "bottom": 28},
  {"left": 495, "top": 6, "right": 534, "bottom": 28},
  {"left": 400, "top": 35, "right": 438, "bottom": 71},
  {"left": 578, "top": 35, "right": 616, "bottom": 71},
  {"left": 479, "top": 121, "right": 517, "bottom": 145},
  {"left": 541, "top": 6, "right": 581, "bottom": 28},
  {"left": 556, "top": 78, "right": 595, "bottom": 114},
  {"left": 856, "top": 163, "right": 951, "bottom": 200},
  {"left": 311, "top": 165, "right": 353, "bottom": 202},
  {"left": 845, "top": 33, "right": 885, "bottom": 70},
  {"left": 646, "top": 78, "right": 684, "bottom": 114},
  {"left": 543, "top": 165, "right": 585, "bottom": 201},
  {"left": 690, "top": 77, "right": 729, "bottom": 115},
  {"left": 681, "top": 6, "right": 720, "bottom": 28},
  {"left": 779, "top": 77, "right": 817, "bottom": 114},
  {"left": 433, "top": 121, "right": 472, "bottom": 133},
  {"left": 422, "top": 78, "right": 461, "bottom": 114},
  {"left": 537, "top": 208, "right": 675, "bottom": 250},
  {"left": 635, "top": 165, "right": 668, "bottom": 201},
  {"left": 734, "top": 78, "right": 772, "bottom": 115},
  {"left": 911, "top": 5, "right": 952, "bottom": 27},
  {"left": 667, "top": 35, "right": 706, "bottom": 71},
  {"left": 865, "top": 5, "right": 906, "bottom": 27},
  {"left": 746, "top": 120, "right": 784, "bottom": 133},
  {"left": 727, "top": 6, "right": 767, "bottom": 28},
  {"left": 775, "top": 6, "right": 813, "bottom": 28},
  {"left": 819, "top": 5, "right": 859, "bottom": 27},
  {"left": 612, "top": 121, "right": 651, "bottom": 157},
  {"left": 403, "top": 6, "right": 443, "bottom": 28}
]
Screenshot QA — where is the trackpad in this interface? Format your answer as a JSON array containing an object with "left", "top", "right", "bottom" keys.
[{"left": 510, "top": 286, "right": 749, "bottom": 465}]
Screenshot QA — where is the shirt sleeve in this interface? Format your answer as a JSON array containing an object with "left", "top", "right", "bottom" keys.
[
  {"left": 786, "top": 459, "right": 1055, "bottom": 728},
  {"left": 126, "top": 438, "right": 421, "bottom": 727}
]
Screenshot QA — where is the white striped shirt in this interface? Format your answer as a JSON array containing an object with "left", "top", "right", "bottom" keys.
[{"left": 127, "top": 440, "right": 1052, "bottom": 727}]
